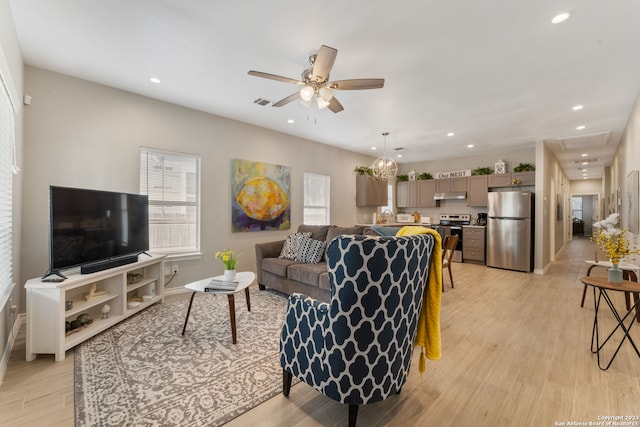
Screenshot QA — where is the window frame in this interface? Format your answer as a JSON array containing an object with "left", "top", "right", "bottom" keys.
[
  {"left": 139, "top": 147, "right": 202, "bottom": 259},
  {"left": 303, "top": 172, "right": 331, "bottom": 225}
]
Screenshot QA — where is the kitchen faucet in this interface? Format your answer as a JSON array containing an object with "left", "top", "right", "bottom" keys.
[{"left": 382, "top": 209, "right": 393, "bottom": 224}]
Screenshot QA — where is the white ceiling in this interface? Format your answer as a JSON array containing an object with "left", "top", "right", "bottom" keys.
[{"left": 9, "top": 0, "right": 640, "bottom": 180}]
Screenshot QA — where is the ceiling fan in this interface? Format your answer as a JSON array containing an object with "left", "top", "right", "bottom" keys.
[{"left": 248, "top": 45, "right": 384, "bottom": 113}]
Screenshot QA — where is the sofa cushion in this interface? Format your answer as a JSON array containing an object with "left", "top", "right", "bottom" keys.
[
  {"left": 325, "top": 225, "right": 365, "bottom": 244},
  {"left": 263, "top": 257, "right": 299, "bottom": 277},
  {"left": 288, "top": 262, "right": 327, "bottom": 286},
  {"left": 318, "top": 271, "right": 331, "bottom": 291},
  {"left": 279, "top": 232, "right": 312, "bottom": 260},
  {"left": 297, "top": 224, "right": 331, "bottom": 241},
  {"left": 295, "top": 237, "right": 326, "bottom": 264}
]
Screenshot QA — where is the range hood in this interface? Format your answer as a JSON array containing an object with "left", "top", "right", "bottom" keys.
[{"left": 434, "top": 191, "right": 467, "bottom": 200}]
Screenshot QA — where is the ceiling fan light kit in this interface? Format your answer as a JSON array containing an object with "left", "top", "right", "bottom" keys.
[{"left": 248, "top": 44, "right": 384, "bottom": 113}]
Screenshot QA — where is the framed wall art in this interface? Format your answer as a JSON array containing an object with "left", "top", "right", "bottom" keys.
[{"left": 231, "top": 159, "right": 291, "bottom": 232}]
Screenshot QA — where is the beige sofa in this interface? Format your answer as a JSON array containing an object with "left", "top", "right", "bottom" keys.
[{"left": 254, "top": 224, "right": 376, "bottom": 302}]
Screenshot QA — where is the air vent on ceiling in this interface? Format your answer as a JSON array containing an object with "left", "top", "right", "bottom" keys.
[
  {"left": 253, "top": 98, "right": 270, "bottom": 106},
  {"left": 555, "top": 131, "right": 611, "bottom": 150},
  {"left": 572, "top": 158, "right": 599, "bottom": 164},
  {"left": 393, "top": 147, "right": 405, "bottom": 151}
]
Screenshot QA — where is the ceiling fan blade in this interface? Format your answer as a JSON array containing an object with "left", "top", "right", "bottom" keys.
[
  {"left": 328, "top": 79, "right": 385, "bottom": 90},
  {"left": 247, "top": 70, "right": 304, "bottom": 86},
  {"left": 327, "top": 97, "right": 344, "bottom": 113},
  {"left": 311, "top": 45, "right": 338, "bottom": 82},
  {"left": 272, "top": 92, "right": 300, "bottom": 107}
]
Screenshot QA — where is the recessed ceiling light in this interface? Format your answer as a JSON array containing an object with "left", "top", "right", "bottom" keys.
[
  {"left": 447, "top": 132, "right": 454, "bottom": 137},
  {"left": 576, "top": 125, "right": 586, "bottom": 130},
  {"left": 583, "top": 177, "right": 588, "bottom": 179},
  {"left": 552, "top": 11, "right": 572, "bottom": 24},
  {"left": 582, "top": 162, "right": 589, "bottom": 165},
  {"left": 287, "top": 119, "right": 294, "bottom": 124},
  {"left": 371, "top": 147, "right": 377, "bottom": 150},
  {"left": 396, "top": 154, "right": 402, "bottom": 158},
  {"left": 149, "top": 77, "right": 161, "bottom": 84},
  {"left": 573, "top": 105, "right": 584, "bottom": 111},
  {"left": 467, "top": 144, "right": 474, "bottom": 148},
  {"left": 581, "top": 153, "right": 588, "bottom": 157}
]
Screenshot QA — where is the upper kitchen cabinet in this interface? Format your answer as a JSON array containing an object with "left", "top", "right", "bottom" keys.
[
  {"left": 356, "top": 174, "right": 388, "bottom": 207},
  {"left": 512, "top": 171, "right": 535, "bottom": 186},
  {"left": 396, "top": 181, "right": 416, "bottom": 208},
  {"left": 487, "top": 174, "right": 513, "bottom": 188},
  {"left": 435, "top": 177, "right": 467, "bottom": 192},
  {"left": 417, "top": 179, "right": 438, "bottom": 208},
  {"left": 467, "top": 175, "right": 488, "bottom": 207},
  {"left": 488, "top": 171, "right": 535, "bottom": 188}
]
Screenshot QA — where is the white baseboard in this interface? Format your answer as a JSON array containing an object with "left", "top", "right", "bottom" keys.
[
  {"left": 1, "top": 313, "right": 25, "bottom": 386},
  {"left": 164, "top": 287, "right": 190, "bottom": 296}
]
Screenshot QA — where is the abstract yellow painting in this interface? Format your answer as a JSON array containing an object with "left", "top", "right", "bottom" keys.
[{"left": 231, "top": 159, "right": 290, "bottom": 232}]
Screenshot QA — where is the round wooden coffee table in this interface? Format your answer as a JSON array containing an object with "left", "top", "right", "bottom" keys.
[{"left": 181, "top": 271, "right": 255, "bottom": 344}]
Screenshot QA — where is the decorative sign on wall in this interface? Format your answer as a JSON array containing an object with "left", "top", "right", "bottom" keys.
[
  {"left": 435, "top": 169, "right": 471, "bottom": 179},
  {"left": 231, "top": 159, "right": 291, "bottom": 232}
]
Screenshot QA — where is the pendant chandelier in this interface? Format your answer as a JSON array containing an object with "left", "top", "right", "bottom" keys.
[{"left": 371, "top": 132, "right": 397, "bottom": 181}]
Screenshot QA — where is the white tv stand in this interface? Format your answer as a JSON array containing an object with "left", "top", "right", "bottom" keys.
[{"left": 25, "top": 254, "right": 165, "bottom": 361}]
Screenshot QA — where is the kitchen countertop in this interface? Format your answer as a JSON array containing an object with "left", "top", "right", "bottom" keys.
[{"left": 463, "top": 225, "right": 487, "bottom": 228}]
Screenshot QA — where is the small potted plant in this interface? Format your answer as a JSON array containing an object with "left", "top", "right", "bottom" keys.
[
  {"left": 396, "top": 174, "right": 409, "bottom": 182},
  {"left": 215, "top": 250, "right": 239, "bottom": 281},
  {"left": 353, "top": 166, "right": 373, "bottom": 175},
  {"left": 513, "top": 163, "right": 535, "bottom": 172},
  {"left": 472, "top": 167, "right": 493, "bottom": 175},
  {"left": 418, "top": 172, "right": 433, "bottom": 180}
]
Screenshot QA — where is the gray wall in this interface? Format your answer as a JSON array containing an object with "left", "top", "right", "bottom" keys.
[{"left": 19, "top": 66, "right": 378, "bottom": 305}]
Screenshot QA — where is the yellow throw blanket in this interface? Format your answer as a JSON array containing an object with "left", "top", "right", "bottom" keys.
[{"left": 396, "top": 226, "right": 442, "bottom": 373}]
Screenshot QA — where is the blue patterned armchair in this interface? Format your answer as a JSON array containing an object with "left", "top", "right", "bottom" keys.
[{"left": 280, "top": 233, "right": 436, "bottom": 426}]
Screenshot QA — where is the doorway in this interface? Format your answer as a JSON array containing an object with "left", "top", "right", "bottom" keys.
[{"left": 571, "top": 194, "right": 598, "bottom": 237}]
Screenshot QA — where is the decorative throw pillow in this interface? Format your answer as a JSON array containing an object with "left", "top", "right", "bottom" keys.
[
  {"left": 279, "top": 232, "right": 312, "bottom": 260},
  {"left": 295, "top": 237, "right": 327, "bottom": 264}
]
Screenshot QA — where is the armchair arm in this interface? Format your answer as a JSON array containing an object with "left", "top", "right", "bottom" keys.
[
  {"left": 254, "top": 239, "right": 285, "bottom": 285},
  {"left": 280, "top": 293, "right": 330, "bottom": 389}
]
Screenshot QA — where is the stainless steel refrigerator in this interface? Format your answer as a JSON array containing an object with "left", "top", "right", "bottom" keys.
[{"left": 486, "top": 191, "right": 533, "bottom": 272}]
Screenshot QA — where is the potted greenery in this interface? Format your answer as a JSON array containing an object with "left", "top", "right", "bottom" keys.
[
  {"left": 396, "top": 174, "right": 409, "bottom": 182},
  {"left": 472, "top": 167, "right": 493, "bottom": 175},
  {"left": 418, "top": 172, "right": 433, "bottom": 180},
  {"left": 513, "top": 163, "right": 535, "bottom": 172},
  {"left": 353, "top": 166, "right": 373, "bottom": 175}
]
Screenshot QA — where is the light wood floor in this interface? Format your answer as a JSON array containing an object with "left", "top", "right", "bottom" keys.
[{"left": 2, "top": 238, "right": 640, "bottom": 426}]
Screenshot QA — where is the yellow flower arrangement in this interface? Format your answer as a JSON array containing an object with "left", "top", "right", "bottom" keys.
[
  {"left": 592, "top": 214, "right": 640, "bottom": 266},
  {"left": 214, "top": 250, "right": 238, "bottom": 270}
]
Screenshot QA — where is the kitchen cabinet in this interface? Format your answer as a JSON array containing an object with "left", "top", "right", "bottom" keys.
[
  {"left": 463, "top": 226, "right": 485, "bottom": 265},
  {"left": 356, "top": 175, "right": 388, "bottom": 206},
  {"left": 397, "top": 180, "right": 438, "bottom": 208},
  {"left": 512, "top": 171, "right": 535, "bottom": 186},
  {"left": 417, "top": 179, "right": 438, "bottom": 208},
  {"left": 467, "top": 175, "right": 488, "bottom": 207},
  {"left": 436, "top": 177, "right": 467, "bottom": 193},
  {"left": 488, "top": 171, "right": 535, "bottom": 188}
]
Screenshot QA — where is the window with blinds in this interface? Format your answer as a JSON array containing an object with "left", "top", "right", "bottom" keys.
[
  {"left": 140, "top": 148, "right": 201, "bottom": 255},
  {"left": 0, "top": 79, "right": 14, "bottom": 306},
  {"left": 303, "top": 172, "right": 330, "bottom": 225}
]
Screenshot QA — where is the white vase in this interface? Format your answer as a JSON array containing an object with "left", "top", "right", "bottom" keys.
[
  {"left": 608, "top": 265, "right": 623, "bottom": 283},
  {"left": 224, "top": 269, "right": 237, "bottom": 282}
]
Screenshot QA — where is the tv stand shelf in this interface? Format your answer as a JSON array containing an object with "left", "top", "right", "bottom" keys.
[{"left": 25, "top": 254, "right": 165, "bottom": 361}]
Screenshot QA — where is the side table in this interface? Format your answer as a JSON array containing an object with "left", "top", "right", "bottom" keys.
[
  {"left": 580, "top": 276, "right": 640, "bottom": 370},
  {"left": 580, "top": 260, "right": 639, "bottom": 318},
  {"left": 181, "top": 271, "right": 256, "bottom": 344}
]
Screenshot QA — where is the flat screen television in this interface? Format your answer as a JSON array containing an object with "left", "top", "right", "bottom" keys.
[{"left": 44, "top": 186, "right": 149, "bottom": 279}]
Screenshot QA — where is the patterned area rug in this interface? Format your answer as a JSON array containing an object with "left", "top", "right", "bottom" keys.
[{"left": 74, "top": 288, "right": 289, "bottom": 426}]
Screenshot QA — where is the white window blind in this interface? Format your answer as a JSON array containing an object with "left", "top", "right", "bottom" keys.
[
  {"left": 303, "top": 172, "right": 330, "bottom": 225},
  {"left": 140, "top": 148, "right": 201, "bottom": 255},
  {"left": 0, "top": 78, "right": 14, "bottom": 306}
]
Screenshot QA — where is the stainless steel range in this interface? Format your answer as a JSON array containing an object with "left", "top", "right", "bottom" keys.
[{"left": 433, "top": 214, "right": 470, "bottom": 263}]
